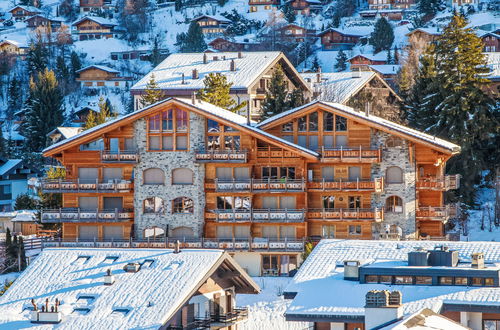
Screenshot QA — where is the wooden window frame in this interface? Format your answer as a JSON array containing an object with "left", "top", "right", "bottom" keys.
[
  {"left": 206, "top": 119, "right": 241, "bottom": 151},
  {"left": 147, "top": 108, "right": 189, "bottom": 151},
  {"left": 172, "top": 197, "right": 194, "bottom": 214},
  {"left": 261, "top": 254, "right": 298, "bottom": 276},
  {"left": 385, "top": 195, "right": 403, "bottom": 213},
  {"left": 143, "top": 197, "right": 164, "bottom": 214}
]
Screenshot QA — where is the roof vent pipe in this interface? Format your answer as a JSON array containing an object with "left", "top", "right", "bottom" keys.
[
  {"left": 230, "top": 59, "right": 236, "bottom": 71},
  {"left": 181, "top": 73, "right": 185, "bottom": 84},
  {"left": 316, "top": 66, "right": 322, "bottom": 83},
  {"left": 192, "top": 68, "right": 199, "bottom": 79},
  {"left": 203, "top": 53, "right": 207, "bottom": 64},
  {"left": 174, "top": 240, "right": 181, "bottom": 254},
  {"left": 191, "top": 91, "right": 196, "bottom": 105},
  {"left": 246, "top": 102, "right": 250, "bottom": 125},
  {"left": 238, "top": 51, "right": 243, "bottom": 59}
]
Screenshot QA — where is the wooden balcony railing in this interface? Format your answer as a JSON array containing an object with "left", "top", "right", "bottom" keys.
[
  {"left": 307, "top": 208, "right": 384, "bottom": 222},
  {"left": 416, "top": 174, "right": 460, "bottom": 191},
  {"left": 307, "top": 177, "right": 384, "bottom": 192},
  {"left": 195, "top": 149, "right": 248, "bottom": 163},
  {"left": 416, "top": 205, "right": 457, "bottom": 222},
  {"left": 100, "top": 150, "right": 138, "bottom": 163},
  {"left": 205, "top": 178, "right": 306, "bottom": 192},
  {"left": 41, "top": 208, "right": 134, "bottom": 223},
  {"left": 41, "top": 179, "right": 133, "bottom": 193},
  {"left": 320, "top": 146, "right": 382, "bottom": 163},
  {"left": 206, "top": 208, "right": 306, "bottom": 223},
  {"left": 256, "top": 147, "right": 301, "bottom": 160}
]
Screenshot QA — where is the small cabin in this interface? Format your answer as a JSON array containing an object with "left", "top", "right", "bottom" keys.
[
  {"left": 249, "top": 0, "right": 280, "bottom": 12},
  {"left": 279, "top": 24, "right": 317, "bottom": 43},
  {"left": 208, "top": 37, "right": 262, "bottom": 52},
  {"left": 406, "top": 28, "right": 442, "bottom": 43},
  {"left": 191, "top": 15, "right": 231, "bottom": 35},
  {"left": 76, "top": 65, "right": 132, "bottom": 89},
  {"left": 349, "top": 53, "right": 388, "bottom": 70},
  {"left": 8, "top": 5, "right": 42, "bottom": 21},
  {"left": 26, "top": 15, "right": 64, "bottom": 30},
  {"left": 0, "top": 40, "right": 28, "bottom": 57},
  {"left": 479, "top": 31, "right": 499, "bottom": 52},
  {"left": 285, "top": 0, "right": 322, "bottom": 15},
  {"left": 72, "top": 16, "right": 118, "bottom": 41},
  {"left": 317, "top": 28, "right": 366, "bottom": 50},
  {"left": 79, "top": 0, "right": 104, "bottom": 12}
]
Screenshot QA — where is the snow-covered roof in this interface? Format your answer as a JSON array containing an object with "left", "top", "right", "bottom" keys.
[
  {"left": 300, "top": 71, "right": 376, "bottom": 103},
  {"left": 381, "top": 308, "right": 469, "bottom": 329},
  {"left": 257, "top": 101, "right": 460, "bottom": 153},
  {"left": 406, "top": 27, "right": 443, "bottom": 37},
  {"left": 76, "top": 65, "right": 120, "bottom": 74},
  {"left": 485, "top": 52, "right": 500, "bottom": 79},
  {"left": 8, "top": 5, "right": 42, "bottom": 13},
  {"left": 11, "top": 210, "right": 37, "bottom": 222},
  {"left": 0, "top": 159, "right": 23, "bottom": 176},
  {"left": 0, "top": 248, "right": 258, "bottom": 328},
  {"left": 285, "top": 240, "right": 500, "bottom": 319},
  {"left": 318, "top": 26, "right": 373, "bottom": 37},
  {"left": 349, "top": 51, "right": 388, "bottom": 62},
  {"left": 72, "top": 16, "right": 117, "bottom": 27},
  {"left": 48, "top": 127, "right": 83, "bottom": 139},
  {"left": 131, "top": 52, "right": 308, "bottom": 92},
  {"left": 0, "top": 39, "right": 28, "bottom": 48},
  {"left": 369, "top": 64, "right": 401, "bottom": 75},
  {"left": 26, "top": 14, "right": 65, "bottom": 22},
  {"left": 192, "top": 14, "right": 231, "bottom": 23},
  {"left": 43, "top": 98, "right": 320, "bottom": 158}
]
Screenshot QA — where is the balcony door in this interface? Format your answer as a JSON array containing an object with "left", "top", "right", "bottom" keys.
[
  {"left": 78, "top": 168, "right": 98, "bottom": 183},
  {"left": 216, "top": 168, "right": 232, "bottom": 181},
  {"left": 348, "top": 196, "right": 361, "bottom": 209},
  {"left": 348, "top": 166, "right": 361, "bottom": 181},
  {"left": 79, "top": 225, "right": 98, "bottom": 240},
  {"left": 79, "top": 197, "right": 98, "bottom": 210},
  {"left": 109, "top": 138, "right": 119, "bottom": 153},
  {"left": 103, "top": 226, "right": 123, "bottom": 240},
  {"left": 234, "top": 167, "right": 250, "bottom": 180},
  {"left": 103, "top": 197, "right": 123, "bottom": 210},
  {"left": 322, "top": 167, "right": 334, "bottom": 182},
  {"left": 103, "top": 168, "right": 123, "bottom": 182},
  {"left": 280, "top": 196, "right": 296, "bottom": 209}
]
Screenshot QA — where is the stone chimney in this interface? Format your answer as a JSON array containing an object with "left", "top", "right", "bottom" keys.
[
  {"left": 365, "top": 290, "right": 403, "bottom": 329},
  {"left": 472, "top": 252, "right": 485, "bottom": 269},
  {"left": 316, "top": 66, "right": 322, "bottom": 83},
  {"left": 192, "top": 68, "right": 199, "bottom": 79},
  {"left": 174, "top": 240, "right": 181, "bottom": 254},
  {"left": 104, "top": 268, "right": 115, "bottom": 285},
  {"left": 238, "top": 51, "right": 243, "bottom": 59},
  {"left": 230, "top": 59, "right": 236, "bottom": 72},
  {"left": 191, "top": 91, "right": 196, "bottom": 105}
]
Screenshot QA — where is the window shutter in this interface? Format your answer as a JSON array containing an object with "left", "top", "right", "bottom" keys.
[
  {"left": 262, "top": 226, "right": 278, "bottom": 239},
  {"left": 216, "top": 168, "right": 232, "bottom": 180},
  {"left": 144, "top": 168, "right": 164, "bottom": 185},
  {"left": 322, "top": 167, "right": 335, "bottom": 181},
  {"left": 172, "top": 168, "right": 193, "bottom": 184},
  {"left": 103, "top": 168, "right": 123, "bottom": 181},
  {"left": 234, "top": 225, "right": 250, "bottom": 238},
  {"left": 234, "top": 167, "right": 250, "bottom": 180},
  {"left": 78, "top": 168, "right": 98, "bottom": 182},
  {"left": 78, "top": 197, "right": 98, "bottom": 210}
]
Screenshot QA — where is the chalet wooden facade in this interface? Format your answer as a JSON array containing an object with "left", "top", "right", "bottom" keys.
[
  {"left": 72, "top": 16, "right": 118, "bottom": 41},
  {"left": 79, "top": 0, "right": 104, "bottom": 13},
  {"left": 480, "top": 31, "right": 499, "bottom": 52},
  {"left": 208, "top": 38, "right": 263, "bottom": 52},
  {"left": 285, "top": 0, "right": 322, "bottom": 15},
  {"left": 26, "top": 15, "right": 64, "bottom": 30},
  {"left": 317, "top": 28, "right": 365, "bottom": 50},
  {"left": 191, "top": 15, "right": 231, "bottom": 35},
  {"left": 0, "top": 40, "right": 28, "bottom": 58},
  {"left": 249, "top": 0, "right": 280, "bottom": 12},
  {"left": 8, "top": 5, "right": 42, "bottom": 21},
  {"left": 406, "top": 28, "right": 442, "bottom": 44},
  {"left": 278, "top": 24, "right": 317, "bottom": 43},
  {"left": 42, "top": 97, "right": 460, "bottom": 275},
  {"left": 368, "top": 0, "right": 415, "bottom": 10},
  {"left": 76, "top": 65, "right": 133, "bottom": 89},
  {"left": 349, "top": 53, "right": 388, "bottom": 71}
]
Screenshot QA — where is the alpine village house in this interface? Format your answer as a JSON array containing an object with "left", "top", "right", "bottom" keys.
[{"left": 41, "top": 73, "right": 460, "bottom": 278}]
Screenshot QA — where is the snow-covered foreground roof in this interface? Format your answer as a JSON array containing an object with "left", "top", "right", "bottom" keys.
[
  {"left": 76, "top": 65, "right": 119, "bottom": 74},
  {"left": 0, "top": 248, "right": 254, "bottom": 329},
  {"left": 0, "top": 159, "right": 23, "bottom": 176},
  {"left": 285, "top": 240, "right": 500, "bottom": 318},
  {"left": 300, "top": 71, "right": 376, "bottom": 103},
  {"left": 369, "top": 64, "right": 401, "bottom": 75},
  {"left": 485, "top": 52, "right": 500, "bottom": 79},
  {"left": 381, "top": 308, "right": 468, "bottom": 330},
  {"left": 258, "top": 101, "right": 460, "bottom": 153},
  {"left": 131, "top": 52, "right": 287, "bottom": 91}
]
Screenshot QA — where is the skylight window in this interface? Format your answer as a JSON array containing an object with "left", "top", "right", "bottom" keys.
[
  {"left": 73, "top": 308, "right": 90, "bottom": 315},
  {"left": 77, "top": 295, "right": 96, "bottom": 305},
  {"left": 111, "top": 308, "right": 131, "bottom": 316},
  {"left": 72, "top": 256, "right": 91, "bottom": 265},
  {"left": 141, "top": 259, "right": 155, "bottom": 269},
  {"left": 101, "top": 256, "right": 119, "bottom": 264}
]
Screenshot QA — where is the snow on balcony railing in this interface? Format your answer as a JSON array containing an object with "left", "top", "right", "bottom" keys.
[
  {"left": 307, "top": 177, "right": 384, "bottom": 192},
  {"left": 41, "top": 208, "right": 134, "bottom": 223},
  {"left": 41, "top": 179, "right": 133, "bottom": 193},
  {"left": 205, "top": 178, "right": 306, "bottom": 192},
  {"left": 307, "top": 208, "right": 384, "bottom": 222},
  {"left": 195, "top": 149, "right": 248, "bottom": 162},
  {"left": 320, "top": 146, "right": 382, "bottom": 162},
  {"left": 100, "top": 150, "right": 138, "bottom": 163},
  {"left": 206, "top": 208, "right": 306, "bottom": 222}
]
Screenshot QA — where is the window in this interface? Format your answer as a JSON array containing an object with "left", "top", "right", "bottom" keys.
[
  {"left": 322, "top": 225, "right": 335, "bottom": 238},
  {"left": 348, "top": 166, "right": 361, "bottom": 181},
  {"left": 262, "top": 226, "right": 278, "bottom": 238},
  {"left": 379, "top": 275, "right": 392, "bottom": 284},
  {"left": 282, "top": 122, "right": 293, "bottom": 132},
  {"left": 485, "top": 278, "right": 495, "bottom": 286},
  {"left": 143, "top": 168, "right": 165, "bottom": 185},
  {"left": 216, "top": 225, "right": 232, "bottom": 239},
  {"left": 484, "top": 320, "right": 500, "bottom": 330},
  {"left": 172, "top": 168, "right": 193, "bottom": 185},
  {"left": 394, "top": 276, "right": 413, "bottom": 285},
  {"left": 80, "top": 139, "right": 104, "bottom": 151},
  {"left": 322, "top": 196, "right": 335, "bottom": 209},
  {"left": 147, "top": 109, "right": 189, "bottom": 151},
  {"left": 386, "top": 166, "right": 403, "bottom": 184},
  {"left": 335, "top": 115, "right": 347, "bottom": 131},
  {"left": 103, "top": 168, "right": 122, "bottom": 182},
  {"left": 471, "top": 277, "right": 483, "bottom": 286},
  {"left": 172, "top": 226, "right": 194, "bottom": 238},
  {"left": 385, "top": 196, "right": 403, "bottom": 213},
  {"left": 262, "top": 167, "right": 295, "bottom": 180},
  {"left": 439, "top": 277, "right": 453, "bottom": 285},
  {"left": 349, "top": 196, "right": 361, "bottom": 209},
  {"left": 415, "top": 276, "right": 432, "bottom": 285},
  {"left": 323, "top": 112, "right": 334, "bottom": 131},
  {"left": 206, "top": 119, "right": 240, "bottom": 151},
  {"left": 348, "top": 225, "right": 361, "bottom": 235},
  {"left": 335, "top": 135, "right": 348, "bottom": 147},
  {"left": 365, "top": 275, "right": 378, "bottom": 283},
  {"left": 144, "top": 197, "right": 163, "bottom": 214},
  {"left": 207, "top": 119, "right": 220, "bottom": 132},
  {"left": 262, "top": 255, "right": 279, "bottom": 276},
  {"left": 454, "top": 277, "right": 468, "bottom": 286},
  {"left": 217, "top": 196, "right": 251, "bottom": 210},
  {"left": 321, "top": 167, "right": 335, "bottom": 181},
  {"left": 173, "top": 197, "right": 193, "bottom": 214},
  {"left": 234, "top": 225, "right": 251, "bottom": 239}
]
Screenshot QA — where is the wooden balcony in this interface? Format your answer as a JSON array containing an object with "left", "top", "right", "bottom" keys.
[
  {"left": 205, "top": 178, "right": 306, "bottom": 192},
  {"left": 41, "top": 179, "right": 133, "bottom": 193},
  {"left": 195, "top": 149, "right": 248, "bottom": 163},
  {"left": 256, "top": 147, "right": 301, "bottom": 161},
  {"left": 307, "top": 208, "right": 384, "bottom": 222},
  {"left": 205, "top": 209, "right": 306, "bottom": 223},
  {"left": 320, "top": 147, "right": 382, "bottom": 163},
  {"left": 416, "top": 205, "right": 457, "bottom": 222},
  {"left": 416, "top": 175, "right": 460, "bottom": 191},
  {"left": 41, "top": 208, "right": 134, "bottom": 223},
  {"left": 307, "top": 177, "right": 384, "bottom": 192},
  {"left": 100, "top": 150, "right": 138, "bottom": 163}
]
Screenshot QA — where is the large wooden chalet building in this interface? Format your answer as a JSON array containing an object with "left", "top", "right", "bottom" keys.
[{"left": 42, "top": 94, "right": 460, "bottom": 276}]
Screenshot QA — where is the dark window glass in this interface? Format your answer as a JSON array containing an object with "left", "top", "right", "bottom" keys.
[
  {"left": 322, "top": 196, "right": 335, "bottom": 209},
  {"left": 415, "top": 276, "right": 432, "bottom": 285},
  {"left": 282, "top": 122, "right": 293, "bottom": 132},
  {"left": 298, "top": 116, "right": 307, "bottom": 131},
  {"left": 365, "top": 275, "right": 378, "bottom": 283},
  {"left": 308, "top": 112, "right": 318, "bottom": 131},
  {"left": 335, "top": 115, "right": 347, "bottom": 131},
  {"left": 439, "top": 277, "right": 453, "bottom": 285},
  {"left": 324, "top": 112, "right": 334, "bottom": 131},
  {"left": 207, "top": 119, "right": 220, "bottom": 132},
  {"left": 472, "top": 278, "right": 483, "bottom": 286},
  {"left": 394, "top": 276, "right": 413, "bottom": 285}
]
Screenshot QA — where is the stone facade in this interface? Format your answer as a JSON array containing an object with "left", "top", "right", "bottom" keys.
[
  {"left": 371, "top": 130, "right": 416, "bottom": 238},
  {"left": 132, "top": 113, "right": 206, "bottom": 239}
]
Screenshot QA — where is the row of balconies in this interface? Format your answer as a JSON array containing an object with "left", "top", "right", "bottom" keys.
[
  {"left": 41, "top": 179, "right": 133, "bottom": 193},
  {"left": 41, "top": 208, "right": 134, "bottom": 223}
]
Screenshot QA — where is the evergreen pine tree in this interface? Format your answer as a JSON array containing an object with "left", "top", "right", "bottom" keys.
[
  {"left": 417, "top": 0, "right": 443, "bottom": 16},
  {"left": 287, "top": 88, "right": 305, "bottom": 109},
  {"left": 18, "top": 236, "right": 27, "bottom": 270},
  {"left": 84, "top": 97, "right": 116, "bottom": 130},
  {"left": 26, "top": 41, "right": 48, "bottom": 78},
  {"left": 5, "top": 228, "right": 11, "bottom": 247},
  {"left": 311, "top": 56, "right": 320, "bottom": 72},
  {"left": 150, "top": 36, "right": 163, "bottom": 67},
  {"left": 282, "top": 3, "right": 296, "bottom": 23},
  {"left": 0, "top": 126, "right": 6, "bottom": 158},
  {"left": 14, "top": 193, "right": 37, "bottom": 210},
  {"left": 217, "top": 0, "right": 228, "bottom": 5},
  {"left": 370, "top": 17, "right": 394, "bottom": 53},
  {"left": 334, "top": 50, "right": 348, "bottom": 71},
  {"left": 7, "top": 77, "right": 22, "bottom": 121},
  {"left": 70, "top": 51, "right": 81, "bottom": 78},
  {"left": 197, "top": 73, "right": 246, "bottom": 112},
  {"left": 179, "top": 22, "right": 207, "bottom": 52},
  {"left": 261, "top": 65, "right": 289, "bottom": 119},
  {"left": 20, "top": 69, "right": 64, "bottom": 152},
  {"left": 386, "top": 49, "right": 393, "bottom": 64},
  {"left": 174, "top": 0, "right": 182, "bottom": 11},
  {"left": 140, "top": 74, "right": 165, "bottom": 108}
]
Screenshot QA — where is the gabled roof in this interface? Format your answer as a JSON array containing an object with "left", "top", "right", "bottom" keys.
[
  {"left": 8, "top": 5, "right": 42, "bottom": 13},
  {"left": 0, "top": 248, "right": 259, "bottom": 328},
  {"left": 43, "top": 98, "right": 320, "bottom": 159},
  {"left": 0, "top": 39, "right": 28, "bottom": 48},
  {"left": 131, "top": 52, "right": 311, "bottom": 93},
  {"left": 25, "top": 14, "right": 65, "bottom": 22},
  {"left": 348, "top": 51, "right": 388, "bottom": 62},
  {"left": 0, "top": 158, "right": 39, "bottom": 177},
  {"left": 369, "top": 64, "right": 401, "bottom": 75},
  {"left": 47, "top": 127, "right": 83, "bottom": 139},
  {"left": 191, "top": 14, "right": 231, "bottom": 23},
  {"left": 72, "top": 16, "right": 117, "bottom": 27},
  {"left": 76, "top": 65, "right": 120, "bottom": 74},
  {"left": 317, "top": 26, "right": 373, "bottom": 37},
  {"left": 382, "top": 308, "right": 469, "bottom": 330},
  {"left": 485, "top": 52, "right": 500, "bottom": 79},
  {"left": 257, "top": 101, "right": 460, "bottom": 154},
  {"left": 406, "top": 27, "right": 443, "bottom": 37}
]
